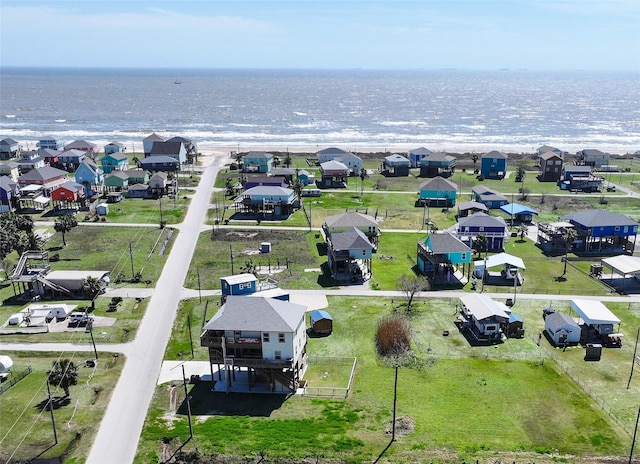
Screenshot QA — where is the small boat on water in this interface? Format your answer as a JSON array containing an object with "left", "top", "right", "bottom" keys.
[{"left": 174, "top": 81, "right": 182, "bottom": 85}]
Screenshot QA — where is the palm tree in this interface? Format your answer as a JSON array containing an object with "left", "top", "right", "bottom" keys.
[
  {"left": 284, "top": 153, "right": 292, "bottom": 168},
  {"left": 291, "top": 179, "right": 304, "bottom": 201},
  {"left": 54, "top": 214, "right": 78, "bottom": 246},
  {"left": 473, "top": 234, "right": 488, "bottom": 256},
  {"left": 81, "top": 276, "right": 104, "bottom": 309},
  {"left": 471, "top": 153, "right": 479, "bottom": 173},
  {"left": 517, "top": 223, "right": 529, "bottom": 242},
  {"left": 48, "top": 359, "right": 79, "bottom": 397},
  {"left": 561, "top": 228, "right": 577, "bottom": 278}
]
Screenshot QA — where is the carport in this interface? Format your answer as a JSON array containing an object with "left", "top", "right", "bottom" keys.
[
  {"left": 570, "top": 299, "right": 622, "bottom": 346},
  {"left": 601, "top": 255, "right": 640, "bottom": 293}
]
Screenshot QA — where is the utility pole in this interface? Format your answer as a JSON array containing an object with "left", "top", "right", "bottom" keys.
[
  {"left": 88, "top": 320, "right": 98, "bottom": 359},
  {"left": 159, "top": 196, "right": 163, "bottom": 226},
  {"left": 628, "top": 326, "right": 640, "bottom": 389},
  {"left": 129, "top": 241, "right": 135, "bottom": 281},
  {"left": 391, "top": 365, "right": 399, "bottom": 442},
  {"left": 230, "top": 245, "right": 234, "bottom": 274},
  {"left": 630, "top": 400, "right": 640, "bottom": 464},
  {"left": 187, "top": 314, "right": 194, "bottom": 358},
  {"left": 181, "top": 364, "right": 194, "bottom": 438},
  {"left": 45, "top": 377, "right": 58, "bottom": 444},
  {"left": 197, "top": 268, "right": 202, "bottom": 303}
]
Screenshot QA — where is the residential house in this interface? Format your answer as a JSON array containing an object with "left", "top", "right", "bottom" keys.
[
  {"left": 480, "top": 151, "right": 507, "bottom": 179},
  {"left": 500, "top": 203, "right": 539, "bottom": 224},
  {"left": 124, "top": 170, "right": 150, "bottom": 185},
  {"left": 544, "top": 311, "right": 580, "bottom": 346},
  {"left": 416, "top": 232, "right": 472, "bottom": 285},
  {"left": 148, "top": 141, "right": 187, "bottom": 164},
  {"left": 335, "top": 152, "right": 363, "bottom": 176},
  {"left": 58, "top": 149, "right": 86, "bottom": 171},
  {"left": 104, "top": 142, "right": 126, "bottom": 156},
  {"left": 269, "top": 168, "right": 295, "bottom": 183},
  {"left": 17, "top": 166, "right": 68, "bottom": 194},
  {"left": 323, "top": 211, "right": 380, "bottom": 249},
  {"left": 316, "top": 147, "right": 350, "bottom": 163},
  {"left": 458, "top": 294, "right": 511, "bottom": 342},
  {"left": 127, "top": 183, "right": 151, "bottom": 199},
  {"left": 570, "top": 299, "right": 621, "bottom": 346},
  {"left": 74, "top": 158, "right": 104, "bottom": 196},
  {"left": 139, "top": 155, "right": 180, "bottom": 172},
  {"left": 166, "top": 136, "right": 197, "bottom": 157},
  {"left": 0, "top": 138, "right": 19, "bottom": 160},
  {"left": 473, "top": 252, "right": 525, "bottom": 286},
  {"left": 536, "top": 221, "right": 575, "bottom": 256},
  {"left": 456, "top": 212, "right": 508, "bottom": 252},
  {"left": 382, "top": 154, "right": 411, "bottom": 177},
  {"left": 578, "top": 149, "right": 610, "bottom": 168},
  {"left": 537, "top": 145, "right": 564, "bottom": 158},
  {"left": 560, "top": 165, "right": 603, "bottom": 192},
  {"left": 419, "top": 152, "right": 456, "bottom": 177},
  {"left": 0, "top": 176, "right": 19, "bottom": 212},
  {"left": 64, "top": 140, "right": 97, "bottom": 154},
  {"left": 39, "top": 148, "right": 61, "bottom": 166},
  {"left": 457, "top": 200, "right": 488, "bottom": 218},
  {"left": 560, "top": 209, "right": 638, "bottom": 255},
  {"left": 539, "top": 152, "right": 563, "bottom": 182},
  {"left": 104, "top": 171, "right": 130, "bottom": 191},
  {"left": 297, "top": 169, "right": 315, "bottom": 186},
  {"left": 417, "top": 176, "right": 457, "bottom": 207},
  {"left": 243, "top": 151, "right": 274, "bottom": 174},
  {"left": 408, "top": 147, "right": 432, "bottom": 168},
  {"left": 200, "top": 295, "right": 308, "bottom": 392},
  {"left": 0, "top": 161, "right": 20, "bottom": 181},
  {"left": 234, "top": 185, "right": 296, "bottom": 218},
  {"left": 37, "top": 136, "right": 63, "bottom": 151},
  {"left": 326, "top": 227, "right": 374, "bottom": 282},
  {"left": 149, "top": 172, "right": 168, "bottom": 196},
  {"left": 319, "top": 160, "right": 349, "bottom": 188},
  {"left": 101, "top": 152, "right": 129, "bottom": 173},
  {"left": 244, "top": 175, "right": 287, "bottom": 190},
  {"left": 18, "top": 150, "right": 46, "bottom": 173},
  {"left": 51, "top": 181, "right": 86, "bottom": 205},
  {"left": 471, "top": 185, "right": 509, "bottom": 209},
  {"left": 143, "top": 133, "right": 165, "bottom": 155}
]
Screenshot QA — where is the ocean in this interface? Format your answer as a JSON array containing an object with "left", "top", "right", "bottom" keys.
[{"left": 0, "top": 67, "right": 639, "bottom": 153}]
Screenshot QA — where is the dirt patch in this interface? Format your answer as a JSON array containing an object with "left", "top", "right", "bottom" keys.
[
  {"left": 385, "top": 414, "right": 415, "bottom": 437},
  {"left": 226, "top": 231, "right": 259, "bottom": 239}
]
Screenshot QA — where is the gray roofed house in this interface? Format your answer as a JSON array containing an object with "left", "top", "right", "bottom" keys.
[
  {"left": 419, "top": 176, "right": 457, "bottom": 192},
  {"left": 0, "top": 138, "right": 19, "bottom": 159},
  {"left": 326, "top": 227, "right": 374, "bottom": 282},
  {"left": 17, "top": 166, "right": 68, "bottom": 191},
  {"left": 457, "top": 200, "right": 489, "bottom": 217},
  {"left": 418, "top": 176, "right": 458, "bottom": 207},
  {"left": 330, "top": 227, "right": 374, "bottom": 253},
  {"left": 383, "top": 153, "right": 411, "bottom": 176},
  {"left": 426, "top": 232, "right": 473, "bottom": 254},
  {"left": 561, "top": 209, "right": 637, "bottom": 228},
  {"left": 457, "top": 212, "right": 508, "bottom": 251},
  {"left": 471, "top": 185, "right": 509, "bottom": 209},
  {"left": 64, "top": 139, "right": 97, "bottom": 153},
  {"left": 544, "top": 311, "right": 581, "bottom": 346},
  {"left": 149, "top": 141, "right": 187, "bottom": 163},
  {"left": 323, "top": 211, "right": 380, "bottom": 249},
  {"left": 139, "top": 155, "right": 181, "bottom": 171}
]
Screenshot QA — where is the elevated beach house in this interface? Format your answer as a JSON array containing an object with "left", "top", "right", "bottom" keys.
[
  {"left": 0, "top": 176, "right": 19, "bottom": 212},
  {"left": 326, "top": 226, "right": 374, "bottom": 282},
  {"left": 64, "top": 139, "right": 97, "bottom": 154},
  {"left": 382, "top": 154, "right": 411, "bottom": 177},
  {"left": 457, "top": 200, "right": 488, "bottom": 218},
  {"left": 139, "top": 155, "right": 180, "bottom": 172},
  {"left": 200, "top": 295, "right": 308, "bottom": 392},
  {"left": 458, "top": 294, "right": 511, "bottom": 343},
  {"left": 417, "top": 176, "right": 457, "bottom": 207},
  {"left": 101, "top": 152, "right": 129, "bottom": 173},
  {"left": 537, "top": 145, "right": 564, "bottom": 158},
  {"left": 560, "top": 209, "right": 638, "bottom": 255},
  {"left": 408, "top": 147, "right": 432, "bottom": 168},
  {"left": 234, "top": 185, "right": 296, "bottom": 218},
  {"left": 417, "top": 231, "right": 472, "bottom": 285},
  {"left": 539, "top": 152, "right": 563, "bottom": 182},
  {"left": 319, "top": 160, "right": 349, "bottom": 188},
  {"left": 316, "top": 147, "right": 350, "bottom": 163},
  {"left": 471, "top": 185, "right": 509, "bottom": 209},
  {"left": 148, "top": 141, "right": 187, "bottom": 165},
  {"left": 143, "top": 133, "right": 165, "bottom": 155},
  {"left": 17, "top": 166, "right": 68, "bottom": 195},
  {"left": 104, "top": 171, "right": 129, "bottom": 191},
  {"left": 18, "top": 150, "right": 46, "bottom": 173},
  {"left": 480, "top": 151, "right": 507, "bottom": 179},
  {"left": 51, "top": 180, "right": 86, "bottom": 206},
  {"left": 104, "top": 141, "right": 126, "bottom": 156},
  {"left": 500, "top": 203, "right": 538, "bottom": 224},
  {"left": 58, "top": 149, "right": 86, "bottom": 171},
  {"left": 0, "top": 138, "right": 20, "bottom": 160},
  {"left": 560, "top": 165, "right": 603, "bottom": 192},
  {"left": 243, "top": 151, "right": 274, "bottom": 174},
  {"left": 37, "top": 136, "right": 64, "bottom": 151},
  {"left": 323, "top": 211, "right": 380, "bottom": 249},
  {"left": 74, "top": 158, "right": 104, "bottom": 196},
  {"left": 577, "top": 149, "right": 610, "bottom": 168},
  {"left": 419, "top": 152, "right": 456, "bottom": 178},
  {"left": 456, "top": 212, "right": 508, "bottom": 252},
  {"left": 0, "top": 161, "right": 20, "bottom": 182}
]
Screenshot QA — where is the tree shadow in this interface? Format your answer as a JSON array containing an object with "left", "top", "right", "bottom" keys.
[
  {"left": 34, "top": 395, "right": 71, "bottom": 411},
  {"left": 316, "top": 263, "right": 340, "bottom": 288}
]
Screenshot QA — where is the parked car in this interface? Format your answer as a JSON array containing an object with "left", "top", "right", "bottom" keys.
[{"left": 68, "top": 312, "right": 93, "bottom": 327}]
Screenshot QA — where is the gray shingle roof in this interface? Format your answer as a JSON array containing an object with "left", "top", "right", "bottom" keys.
[
  {"left": 203, "top": 296, "right": 306, "bottom": 332},
  {"left": 482, "top": 150, "right": 507, "bottom": 159},
  {"left": 419, "top": 176, "right": 457, "bottom": 191},
  {"left": 18, "top": 166, "right": 67, "bottom": 182},
  {"left": 150, "top": 141, "right": 183, "bottom": 155},
  {"left": 561, "top": 209, "right": 637, "bottom": 228},
  {"left": 458, "top": 212, "right": 507, "bottom": 228},
  {"left": 330, "top": 227, "right": 374, "bottom": 251},
  {"left": 545, "top": 312, "right": 579, "bottom": 332},
  {"left": 409, "top": 147, "right": 432, "bottom": 155},
  {"left": 324, "top": 212, "right": 378, "bottom": 229},
  {"left": 426, "top": 232, "right": 472, "bottom": 254},
  {"left": 317, "top": 147, "right": 349, "bottom": 155}
]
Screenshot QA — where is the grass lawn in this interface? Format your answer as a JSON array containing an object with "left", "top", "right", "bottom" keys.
[
  {"left": 138, "top": 295, "right": 634, "bottom": 463},
  {"left": 0, "top": 351, "right": 124, "bottom": 464}
]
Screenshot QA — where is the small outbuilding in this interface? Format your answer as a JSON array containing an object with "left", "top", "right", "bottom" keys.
[
  {"left": 544, "top": 311, "right": 581, "bottom": 346},
  {"left": 570, "top": 299, "right": 622, "bottom": 346},
  {"left": 309, "top": 309, "right": 333, "bottom": 335}
]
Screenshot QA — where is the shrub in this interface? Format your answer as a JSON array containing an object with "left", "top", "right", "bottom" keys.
[{"left": 375, "top": 315, "right": 411, "bottom": 357}]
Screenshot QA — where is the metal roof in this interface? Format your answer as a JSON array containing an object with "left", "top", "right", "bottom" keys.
[{"left": 570, "top": 299, "right": 620, "bottom": 325}]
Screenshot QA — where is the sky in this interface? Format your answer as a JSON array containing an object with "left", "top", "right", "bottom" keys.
[{"left": 1, "top": 0, "right": 639, "bottom": 71}]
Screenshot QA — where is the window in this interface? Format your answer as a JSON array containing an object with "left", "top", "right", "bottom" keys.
[
  {"left": 274, "top": 351, "right": 282, "bottom": 360},
  {"left": 278, "top": 333, "right": 285, "bottom": 343},
  {"left": 262, "top": 333, "right": 270, "bottom": 342},
  {"left": 461, "top": 253, "right": 467, "bottom": 260},
  {"left": 485, "top": 325, "right": 497, "bottom": 331}
]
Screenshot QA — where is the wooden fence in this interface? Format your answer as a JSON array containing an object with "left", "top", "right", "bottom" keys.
[{"left": 302, "top": 356, "right": 357, "bottom": 399}]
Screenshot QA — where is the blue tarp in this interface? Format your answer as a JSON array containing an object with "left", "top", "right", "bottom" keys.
[{"left": 310, "top": 309, "right": 333, "bottom": 322}]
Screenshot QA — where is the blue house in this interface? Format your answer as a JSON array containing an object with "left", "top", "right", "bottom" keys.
[
  {"left": 408, "top": 147, "right": 432, "bottom": 168},
  {"left": 456, "top": 212, "right": 508, "bottom": 252},
  {"left": 500, "top": 203, "right": 539, "bottom": 224},
  {"left": 0, "top": 175, "right": 19, "bottom": 211},
  {"left": 74, "top": 158, "right": 104, "bottom": 196},
  {"left": 221, "top": 273, "right": 258, "bottom": 297},
  {"left": 480, "top": 151, "right": 507, "bottom": 179},
  {"left": 417, "top": 232, "right": 472, "bottom": 285},
  {"left": 471, "top": 185, "right": 509, "bottom": 209},
  {"left": 139, "top": 155, "right": 180, "bottom": 172},
  {"left": 234, "top": 185, "right": 296, "bottom": 218},
  {"left": 297, "top": 169, "right": 314, "bottom": 186},
  {"left": 419, "top": 152, "right": 456, "bottom": 177},
  {"left": 101, "top": 152, "right": 129, "bottom": 173},
  {"left": 418, "top": 176, "right": 457, "bottom": 207},
  {"left": 37, "top": 136, "right": 64, "bottom": 151},
  {"left": 561, "top": 209, "right": 638, "bottom": 255},
  {"left": 104, "top": 142, "right": 126, "bottom": 156},
  {"left": 243, "top": 151, "right": 274, "bottom": 173}
]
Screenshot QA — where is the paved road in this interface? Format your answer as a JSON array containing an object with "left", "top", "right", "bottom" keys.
[{"left": 84, "top": 154, "right": 226, "bottom": 464}]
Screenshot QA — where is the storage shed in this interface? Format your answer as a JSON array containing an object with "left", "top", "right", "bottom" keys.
[
  {"left": 544, "top": 311, "right": 581, "bottom": 346},
  {"left": 220, "top": 273, "right": 258, "bottom": 297},
  {"left": 309, "top": 309, "right": 333, "bottom": 335}
]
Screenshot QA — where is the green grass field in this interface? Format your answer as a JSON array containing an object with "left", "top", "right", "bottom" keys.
[
  {"left": 0, "top": 352, "right": 124, "bottom": 463},
  {"left": 138, "top": 295, "right": 636, "bottom": 463}
]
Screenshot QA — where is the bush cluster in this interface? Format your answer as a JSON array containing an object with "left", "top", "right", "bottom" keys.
[{"left": 375, "top": 315, "right": 411, "bottom": 357}]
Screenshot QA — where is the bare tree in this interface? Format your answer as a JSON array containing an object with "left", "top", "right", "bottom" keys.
[{"left": 397, "top": 275, "right": 430, "bottom": 312}]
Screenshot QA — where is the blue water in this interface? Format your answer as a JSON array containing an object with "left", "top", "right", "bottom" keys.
[{"left": 0, "top": 67, "right": 639, "bottom": 153}]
